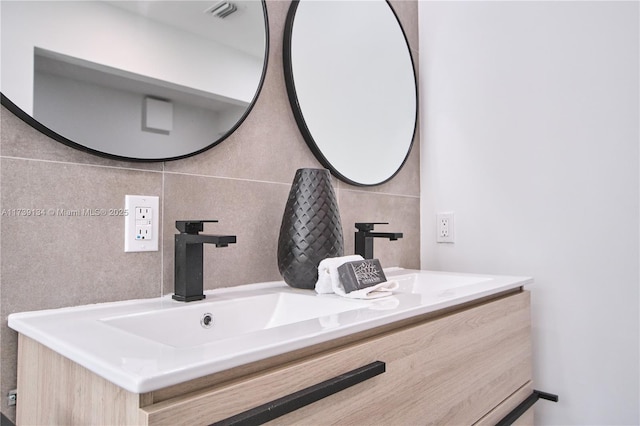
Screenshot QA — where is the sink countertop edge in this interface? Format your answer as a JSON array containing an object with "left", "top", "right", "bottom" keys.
[{"left": 8, "top": 269, "right": 533, "bottom": 394}]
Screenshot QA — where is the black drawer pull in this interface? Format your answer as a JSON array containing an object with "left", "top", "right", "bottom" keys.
[
  {"left": 496, "top": 389, "right": 559, "bottom": 426},
  {"left": 210, "top": 361, "right": 386, "bottom": 426}
]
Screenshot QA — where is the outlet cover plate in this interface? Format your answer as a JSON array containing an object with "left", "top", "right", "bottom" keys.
[
  {"left": 437, "top": 212, "right": 455, "bottom": 243},
  {"left": 124, "top": 195, "right": 159, "bottom": 252}
]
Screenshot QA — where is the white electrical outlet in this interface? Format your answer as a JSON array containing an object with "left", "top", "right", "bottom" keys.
[
  {"left": 125, "top": 195, "right": 159, "bottom": 252},
  {"left": 437, "top": 212, "right": 455, "bottom": 243},
  {"left": 135, "top": 207, "right": 153, "bottom": 240}
]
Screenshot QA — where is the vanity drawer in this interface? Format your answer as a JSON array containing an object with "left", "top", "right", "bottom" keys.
[
  {"left": 140, "top": 291, "right": 531, "bottom": 425},
  {"left": 475, "top": 382, "right": 534, "bottom": 425}
]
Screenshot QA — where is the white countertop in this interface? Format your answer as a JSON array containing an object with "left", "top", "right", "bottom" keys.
[{"left": 8, "top": 269, "right": 532, "bottom": 393}]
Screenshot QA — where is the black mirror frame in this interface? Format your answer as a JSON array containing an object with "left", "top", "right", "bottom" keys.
[
  {"left": 0, "top": 1, "right": 270, "bottom": 163},
  {"left": 282, "top": 0, "right": 418, "bottom": 187}
]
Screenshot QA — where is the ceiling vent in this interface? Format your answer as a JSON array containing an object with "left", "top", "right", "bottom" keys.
[{"left": 205, "top": 2, "right": 237, "bottom": 19}]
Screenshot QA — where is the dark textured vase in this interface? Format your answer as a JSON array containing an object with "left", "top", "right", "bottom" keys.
[{"left": 278, "top": 168, "right": 344, "bottom": 289}]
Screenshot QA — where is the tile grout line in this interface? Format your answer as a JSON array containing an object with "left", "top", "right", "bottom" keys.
[
  {"left": 160, "top": 163, "right": 165, "bottom": 298},
  {"left": 339, "top": 188, "right": 420, "bottom": 199},
  {"left": 0, "top": 149, "right": 3, "bottom": 311},
  {"left": 0, "top": 155, "right": 164, "bottom": 174},
  {"left": 1, "top": 155, "right": 420, "bottom": 198},
  {"left": 162, "top": 170, "right": 292, "bottom": 187},
  {"left": 0, "top": 156, "right": 288, "bottom": 187}
]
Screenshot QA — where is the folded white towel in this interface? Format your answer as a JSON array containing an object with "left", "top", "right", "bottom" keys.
[
  {"left": 314, "top": 255, "right": 399, "bottom": 299},
  {"left": 368, "top": 296, "right": 401, "bottom": 310},
  {"left": 315, "top": 255, "right": 363, "bottom": 294},
  {"left": 338, "top": 280, "right": 400, "bottom": 299}
]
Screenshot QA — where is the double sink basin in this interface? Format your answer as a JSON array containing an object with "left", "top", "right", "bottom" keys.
[{"left": 9, "top": 268, "right": 531, "bottom": 393}]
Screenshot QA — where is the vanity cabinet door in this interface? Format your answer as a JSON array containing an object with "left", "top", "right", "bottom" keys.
[{"left": 140, "top": 291, "right": 531, "bottom": 426}]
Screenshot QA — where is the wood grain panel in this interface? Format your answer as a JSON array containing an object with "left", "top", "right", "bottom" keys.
[
  {"left": 141, "top": 291, "right": 531, "bottom": 425},
  {"left": 16, "top": 335, "right": 148, "bottom": 425}
]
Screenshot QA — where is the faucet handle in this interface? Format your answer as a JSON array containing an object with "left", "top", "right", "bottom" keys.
[
  {"left": 355, "top": 222, "right": 388, "bottom": 232},
  {"left": 176, "top": 220, "right": 219, "bottom": 234}
]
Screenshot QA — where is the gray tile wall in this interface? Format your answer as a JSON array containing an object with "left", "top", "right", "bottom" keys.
[{"left": 0, "top": 1, "right": 419, "bottom": 421}]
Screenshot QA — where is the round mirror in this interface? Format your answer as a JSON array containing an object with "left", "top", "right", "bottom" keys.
[
  {"left": 1, "top": 0, "right": 268, "bottom": 161},
  {"left": 283, "top": 0, "right": 417, "bottom": 186}
]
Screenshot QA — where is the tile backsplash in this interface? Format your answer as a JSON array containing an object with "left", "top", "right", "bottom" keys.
[{"left": 0, "top": 1, "right": 419, "bottom": 421}]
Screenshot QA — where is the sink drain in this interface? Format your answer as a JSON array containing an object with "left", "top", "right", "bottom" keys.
[{"left": 200, "top": 313, "right": 214, "bottom": 329}]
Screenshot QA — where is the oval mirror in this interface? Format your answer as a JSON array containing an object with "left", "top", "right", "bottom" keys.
[
  {"left": 283, "top": 0, "right": 417, "bottom": 186},
  {"left": 1, "top": 0, "right": 268, "bottom": 161}
]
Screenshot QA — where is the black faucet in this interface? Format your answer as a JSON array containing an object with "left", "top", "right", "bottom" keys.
[
  {"left": 173, "top": 220, "right": 236, "bottom": 302},
  {"left": 354, "top": 222, "right": 403, "bottom": 259}
]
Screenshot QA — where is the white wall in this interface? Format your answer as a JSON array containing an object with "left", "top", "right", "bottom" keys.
[
  {"left": 419, "top": 1, "right": 639, "bottom": 425},
  {"left": 33, "top": 72, "right": 244, "bottom": 158}
]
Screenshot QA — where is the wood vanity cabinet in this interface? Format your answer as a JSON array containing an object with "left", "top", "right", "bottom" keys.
[{"left": 16, "top": 289, "right": 532, "bottom": 425}]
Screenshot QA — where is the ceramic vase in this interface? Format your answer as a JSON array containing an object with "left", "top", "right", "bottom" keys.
[{"left": 277, "top": 168, "right": 344, "bottom": 289}]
